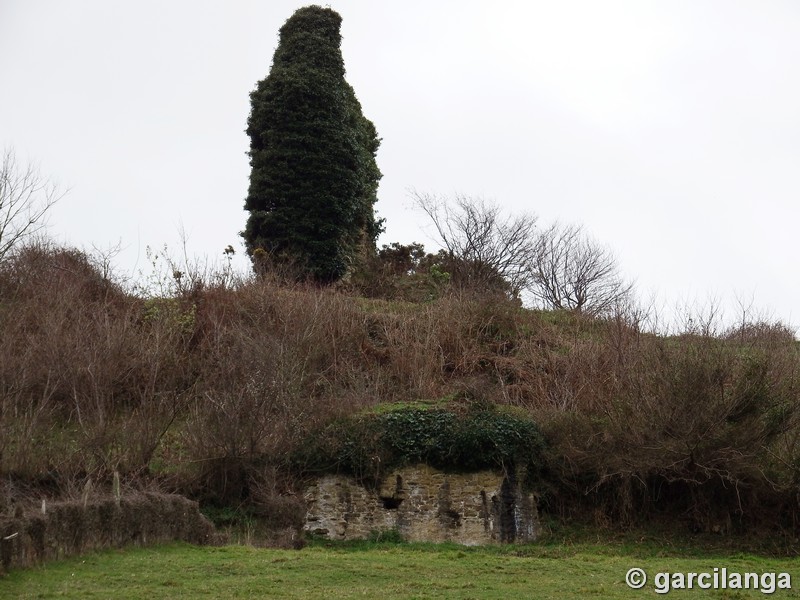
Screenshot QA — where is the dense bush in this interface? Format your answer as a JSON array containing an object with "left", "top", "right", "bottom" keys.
[
  {"left": 350, "top": 241, "right": 519, "bottom": 303},
  {"left": 295, "top": 403, "right": 546, "bottom": 486}
]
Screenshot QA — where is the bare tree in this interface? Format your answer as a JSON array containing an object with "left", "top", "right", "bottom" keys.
[
  {"left": 0, "top": 148, "right": 64, "bottom": 260},
  {"left": 528, "top": 222, "right": 632, "bottom": 315},
  {"left": 411, "top": 191, "right": 537, "bottom": 297}
]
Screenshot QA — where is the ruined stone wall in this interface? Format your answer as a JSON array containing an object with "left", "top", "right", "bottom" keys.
[
  {"left": 0, "top": 492, "right": 215, "bottom": 573},
  {"left": 304, "top": 464, "right": 538, "bottom": 545}
]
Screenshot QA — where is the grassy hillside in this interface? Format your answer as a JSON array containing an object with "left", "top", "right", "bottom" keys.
[{"left": 1, "top": 242, "right": 799, "bottom": 540}]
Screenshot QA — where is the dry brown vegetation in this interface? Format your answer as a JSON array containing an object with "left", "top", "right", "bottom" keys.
[{"left": 1, "top": 240, "right": 799, "bottom": 539}]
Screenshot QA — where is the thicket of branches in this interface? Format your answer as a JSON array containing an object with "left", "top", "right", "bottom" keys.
[
  {"left": 1, "top": 240, "right": 798, "bottom": 536},
  {"left": 410, "top": 192, "right": 632, "bottom": 315},
  {"left": 410, "top": 192, "right": 536, "bottom": 297}
]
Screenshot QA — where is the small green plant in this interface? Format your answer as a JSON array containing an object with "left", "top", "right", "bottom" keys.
[
  {"left": 367, "top": 528, "right": 405, "bottom": 544},
  {"left": 428, "top": 263, "right": 451, "bottom": 287},
  {"left": 142, "top": 297, "right": 196, "bottom": 331}
]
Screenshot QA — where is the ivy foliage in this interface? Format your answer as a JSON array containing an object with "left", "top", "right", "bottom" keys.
[
  {"left": 296, "top": 403, "right": 547, "bottom": 486},
  {"left": 243, "top": 5, "right": 382, "bottom": 283}
]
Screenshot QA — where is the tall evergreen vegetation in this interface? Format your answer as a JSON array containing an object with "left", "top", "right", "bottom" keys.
[{"left": 243, "top": 5, "right": 382, "bottom": 283}]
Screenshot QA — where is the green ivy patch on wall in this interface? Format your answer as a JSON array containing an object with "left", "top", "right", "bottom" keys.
[{"left": 295, "top": 402, "right": 546, "bottom": 488}]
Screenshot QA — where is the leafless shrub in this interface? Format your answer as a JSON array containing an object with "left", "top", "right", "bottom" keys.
[
  {"left": 527, "top": 222, "right": 633, "bottom": 316},
  {"left": 533, "top": 302, "right": 800, "bottom": 528},
  {"left": 724, "top": 295, "right": 797, "bottom": 347},
  {"left": 178, "top": 279, "right": 394, "bottom": 503},
  {"left": 133, "top": 237, "right": 244, "bottom": 300},
  {"left": 411, "top": 191, "right": 537, "bottom": 297},
  {"left": 0, "top": 241, "right": 194, "bottom": 479},
  {"left": 0, "top": 149, "right": 65, "bottom": 261}
]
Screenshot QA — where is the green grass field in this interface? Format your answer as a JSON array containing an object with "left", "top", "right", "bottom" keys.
[{"left": 3, "top": 540, "right": 800, "bottom": 599}]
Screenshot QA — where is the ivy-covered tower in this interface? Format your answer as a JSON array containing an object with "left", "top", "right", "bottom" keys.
[{"left": 243, "top": 5, "right": 382, "bottom": 283}]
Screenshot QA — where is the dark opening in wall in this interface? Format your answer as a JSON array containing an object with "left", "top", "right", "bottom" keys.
[
  {"left": 498, "top": 473, "right": 517, "bottom": 543},
  {"left": 380, "top": 474, "right": 404, "bottom": 509},
  {"left": 440, "top": 508, "right": 462, "bottom": 528},
  {"left": 380, "top": 496, "right": 403, "bottom": 509}
]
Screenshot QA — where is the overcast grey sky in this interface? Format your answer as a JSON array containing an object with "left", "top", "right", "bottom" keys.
[{"left": 1, "top": 1, "right": 798, "bottom": 327}]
